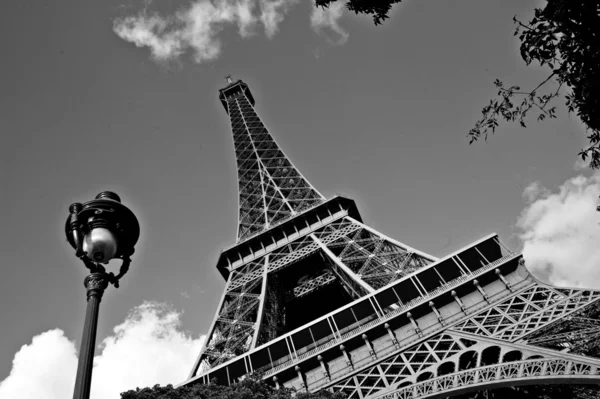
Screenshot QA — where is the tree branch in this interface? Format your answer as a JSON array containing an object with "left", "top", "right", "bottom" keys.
[{"left": 531, "top": 72, "right": 556, "bottom": 94}]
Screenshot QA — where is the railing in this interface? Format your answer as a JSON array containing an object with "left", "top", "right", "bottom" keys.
[
  {"left": 226, "top": 201, "right": 348, "bottom": 267},
  {"left": 253, "top": 253, "right": 519, "bottom": 379},
  {"left": 192, "top": 248, "right": 520, "bottom": 387},
  {"left": 303, "top": 289, "right": 517, "bottom": 391},
  {"left": 374, "top": 357, "right": 600, "bottom": 399}
]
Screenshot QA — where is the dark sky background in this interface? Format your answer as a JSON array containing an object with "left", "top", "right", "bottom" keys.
[{"left": 1, "top": 0, "right": 594, "bottom": 388}]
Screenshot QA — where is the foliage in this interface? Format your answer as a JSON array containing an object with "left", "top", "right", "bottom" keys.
[
  {"left": 467, "top": 0, "right": 600, "bottom": 168},
  {"left": 314, "top": 0, "right": 400, "bottom": 25},
  {"left": 120, "top": 373, "right": 346, "bottom": 399},
  {"left": 315, "top": 0, "right": 600, "bottom": 168}
]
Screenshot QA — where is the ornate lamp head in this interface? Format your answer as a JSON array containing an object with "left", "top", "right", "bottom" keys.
[{"left": 65, "top": 191, "right": 140, "bottom": 287}]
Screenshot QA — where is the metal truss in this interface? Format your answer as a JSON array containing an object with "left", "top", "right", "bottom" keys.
[
  {"left": 522, "top": 296, "right": 600, "bottom": 352},
  {"left": 451, "top": 284, "right": 600, "bottom": 342},
  {"left": 189, "top": 229, "right": 600, "bottom": 399},
  {"left": 327, "top": 277, "right": 600, "bottom": 399},
  {"left": 291, "top": 271, "right": 336, "bottom": 299},
  {"left": 374, "top": 334, "right": 600, "bottom": 399},
  {"left": 526, "top": 317, "right": 600, "bottom": 350},
  {"left": 332, "top": 333, "right": 469, "bottom": 397},
  {"left": 331, "top": 328, "right": 600, "bottom": 399},
  {"left": 313, "top": 217, "right": 432, "bottom": 290},
  {"left": 200, "top": 262, "right": 266, "bottom": 369},
  {"left": 193, "top": 215, "right": 436, "bottom": 375},
  {"left": 187, "top": 79, "right": 600, "bottom": 399},
  {"left": 226, "top": 88, "right": 324, "bottom": 241}
]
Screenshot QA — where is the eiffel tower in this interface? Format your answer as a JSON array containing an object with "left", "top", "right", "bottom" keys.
[{"left": 181, "top": 78, "right": 600, "bottom": 398}]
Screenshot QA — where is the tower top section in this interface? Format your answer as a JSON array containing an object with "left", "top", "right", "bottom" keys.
[
  {"left": 219, "top": 77, "right": 325, "bottom": 242},
  {"left": 219, "top": 77, "right": 255, "bottom": 114}
]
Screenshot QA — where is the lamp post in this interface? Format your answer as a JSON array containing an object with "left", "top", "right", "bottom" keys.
[{"left": 65, "top": 191, "right": 140, "bottom": 399}]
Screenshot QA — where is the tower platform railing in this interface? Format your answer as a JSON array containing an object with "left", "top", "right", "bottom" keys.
[
  {"left": 255, "top": 253, "right": 520, "bottom": 379},
  {"left": 182, "top": 234, "right": 521, "bottom": 386},
  {"left": 293, "top": 273, "right": 533, "bottom": 391},
  {"left": 216, "top": 196, "right": 363, "bottom": 279}
]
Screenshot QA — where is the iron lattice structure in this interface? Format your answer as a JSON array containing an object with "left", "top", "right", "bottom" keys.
[
  {"left": 224, "top": 79, "right": 324, "bottom": 241},
  {"left": 182, "top": 78, "right": 600, "bottom": 398}
]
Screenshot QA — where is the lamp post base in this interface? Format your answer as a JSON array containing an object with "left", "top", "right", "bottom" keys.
[{"left": 72, "top": 273, "right": 108, "bottom": 399}]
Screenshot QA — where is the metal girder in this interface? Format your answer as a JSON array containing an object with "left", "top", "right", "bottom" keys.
[
  {"left": 330, "top": 329, "right": 600, "bottom": 399},
  {"left": 195, "top": 257, "right": 267, "bottom": 373},
  {"left": 314, "top": 222, "right": 434, "bottom": 290},
  {"left": 376, "top": 351, "right": 600, "bottom": 399},
  {"left": 528, "top": 326, "right": 600, "bottom": 348},
  {"left": 188, "top": 220, "right": 600, "bottom": 399},
  {"left": 187, "top": 81, "right": 600, "bottom": 399},
  {"left": 194, "top": 216, "right": 438, "bottom": 375},
  {"left": 324, "top": 277, "right": 600, "bottom": 399},
  {"left": 227, "top": 92, "right": 324, "bottom": 241},
  {"left": 524, "top": 315, "right": 600, "bottom": 350},
  {"left": 451, "top": 285, "right": 600, "bottom": 342},
  {"left": 291, "top": 271, "right": 336, "bottom": 299},
  {"left": 186, "top": 80, "right": 600, "bottom": 399}
]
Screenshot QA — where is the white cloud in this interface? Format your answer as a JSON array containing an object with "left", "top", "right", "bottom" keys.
[
  {"left": 259, "top": 0, "right": 300, "bottom": 38},
  {"left": 310, "top": 1, "right": 349, "bottom": 45},
  {"left": 517, "top": 172, "right": 600, "bottom": 288},
  {"left": 114, "top": 14, "right": 185, "bottom": 61},
  {"left": 522, "top": 181, "right": 549, "bottom": 203},
  {"left": 573, "top": 157, "right": 589, "bottom": 172},
  {"left": 0, "top": 302, "right": 205, "bottom": 399},
  {"left": 0, "top": 330, "right": 78, "bottom": 399},
  {"left": 114, "top": 0, "right": 300, "bottom": 64}
]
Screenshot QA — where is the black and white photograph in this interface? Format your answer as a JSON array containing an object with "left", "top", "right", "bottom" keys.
[{"left": 2, "top": 1, "right": 600, "bottom": 398}]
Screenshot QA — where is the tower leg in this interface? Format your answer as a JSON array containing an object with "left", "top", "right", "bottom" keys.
[{"left": 251, "top": 255, "right": 270, "bottom": 349}]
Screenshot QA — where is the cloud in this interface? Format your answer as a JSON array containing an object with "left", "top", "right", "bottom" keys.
[
  {"left": 517, "top": 172, "right": 600, "bottom": 288},
  {"left": 522, "top": 181, "right": 549, "bottom": 203},
  {"left": 114, "top": 0, "right": 300, "bottom": 63},
  {"left": 114, "top": 14, "right": 186, "bottom": 61},
  {"left": 310, "top": 1, "right": 349, "bottom": 45},
  {"left": 0, "top": 302, "right": 205, "bottom": 399},
  {"left": 260, "top": 0, "right": 300, "bottom": 37},
  {"left": 0, "top": 330, "right": 78, "bottom": 398},
  {"left": 573, "top": 157, "right": 589, "bottom": 172}
]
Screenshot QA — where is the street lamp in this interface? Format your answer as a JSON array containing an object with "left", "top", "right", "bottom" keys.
[{"left": 65, "top": 191, "right": 140, "bottom": 399}]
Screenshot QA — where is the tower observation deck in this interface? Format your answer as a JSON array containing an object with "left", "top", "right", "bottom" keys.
[{"left": 181, "top": 78, "right": 600, "bottom": 399}]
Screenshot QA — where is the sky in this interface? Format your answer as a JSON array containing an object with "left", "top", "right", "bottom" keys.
[{"left": 1, "top": 0, "right": 600, "bottom": 398}]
